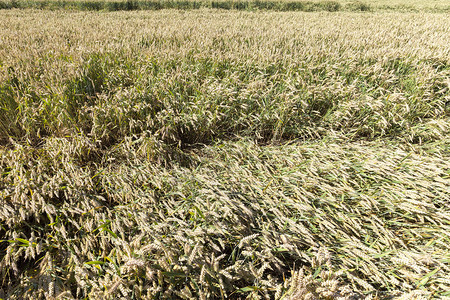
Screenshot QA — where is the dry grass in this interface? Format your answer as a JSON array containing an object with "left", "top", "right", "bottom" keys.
[{"left": 0, "top": 7, "right": 449, "bottom": 300}]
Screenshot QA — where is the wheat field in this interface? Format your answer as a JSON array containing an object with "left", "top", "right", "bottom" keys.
[{"left": 0, "top": 4, "right": 449, "bottom": 300}]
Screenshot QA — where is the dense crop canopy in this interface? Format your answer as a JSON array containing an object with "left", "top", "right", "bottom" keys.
[{"left": 0, "top": 6, "right": 449, "bottom": 300}]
